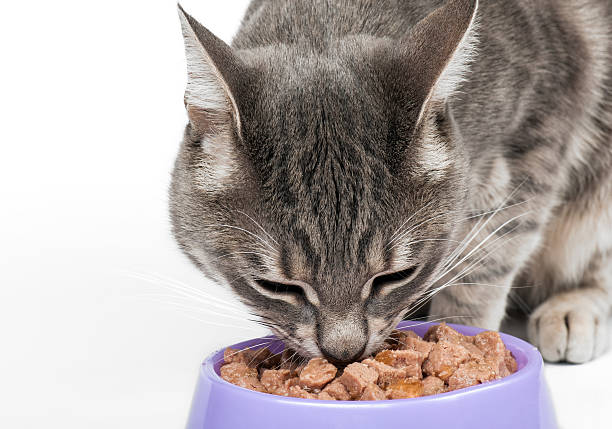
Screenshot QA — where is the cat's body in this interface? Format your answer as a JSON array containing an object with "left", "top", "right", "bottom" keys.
[{"left": 172, "top": 0, "right": 612, "bottom": 363}]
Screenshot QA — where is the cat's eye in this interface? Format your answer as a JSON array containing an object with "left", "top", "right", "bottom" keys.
[
  {"left": 254, "top": 279, "right": 305, "bottom": 297},
  {"left": 370, "top": 266, "right": 419, "bottom": 295}
]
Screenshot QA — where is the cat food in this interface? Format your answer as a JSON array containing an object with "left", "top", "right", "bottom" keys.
[{"left": 219, "top": 323, "right": 517, "bottom": 401}]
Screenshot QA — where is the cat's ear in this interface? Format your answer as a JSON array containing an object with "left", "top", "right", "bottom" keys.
[
  {"left": 406, "top": 0, "right": 479, "bottom": 123},
  {"left": 178, "top": 5, "right": 244, "bottom": 138}
]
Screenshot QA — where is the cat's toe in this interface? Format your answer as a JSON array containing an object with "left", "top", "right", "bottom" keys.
[
  {"left": 592, "top": 316, "right": 609, "bottom": 359},
  {"left": 528, "top": 306, "right": 568, "bottom": 362},
  {"left": 565, "top": 311, "right": 600, "bottom": 363},
  {"left": 528, "top": 297, "right": 609, "bottom": 363}
]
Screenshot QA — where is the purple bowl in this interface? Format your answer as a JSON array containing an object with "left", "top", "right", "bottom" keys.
[{"left": 185, "top": 321, "right": 557, "bottom": 429}]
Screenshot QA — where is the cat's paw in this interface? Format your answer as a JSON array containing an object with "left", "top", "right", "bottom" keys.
[{"left": 528, "top": 293, "right": 609, "bottom": 363}]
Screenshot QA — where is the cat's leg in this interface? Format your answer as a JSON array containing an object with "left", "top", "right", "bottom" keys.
[{"left": 524, "top": 197, "right": 612, "bottom": 363}]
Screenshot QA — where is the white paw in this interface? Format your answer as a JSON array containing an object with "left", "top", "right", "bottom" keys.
[{"left": 528, "top": 295, "right": 609, "bottom": 363}]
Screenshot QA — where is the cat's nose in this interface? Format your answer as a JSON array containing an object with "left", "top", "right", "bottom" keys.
[
  {"left": 317, "top": 316, "right": 368, "bottom": 364},
  {"left": 320, "top": 343, "right": 366, "bottom": 364}
]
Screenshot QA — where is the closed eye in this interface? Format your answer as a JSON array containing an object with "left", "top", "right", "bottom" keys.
[
  {"left": 370, "top": 266, "right": 419, "bottom": 295},
  {"left": 254, "top": 279, "right": 305, "bottom": 297}
]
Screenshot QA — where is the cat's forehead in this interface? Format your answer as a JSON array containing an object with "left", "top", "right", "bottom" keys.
[
  {"left": 247, "top": 48, "right": 388, "bottom": 126},
  {"left": 234, "top": 50, "right": 455, "bottom": 284}
]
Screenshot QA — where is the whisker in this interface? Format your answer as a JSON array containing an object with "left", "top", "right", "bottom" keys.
[
  {"left": 387, "top": 201, "right": 435, "bottom": 246},
  {"left": 130, "top": 276, "right": 246, "bottom": 315},
  {"left": 459, "top": 198, "right": 533, "bottom": 223},
  {"left": 135, "top": 291, "right": 252, "bottom": 315},
  {"left": 402, "top": 295, "right": 435, "bottom": 321},
  {"left": 431, "top": 211, "right": 531, "bottom": 285},
  {"left": 246, "top": 344, "right": 274, "bottom": 367},
  {"left": 403, "top": 314, "right": 433, "bottom": 321},
  {"left": 437, "top": 223, "right": 523, "bottom": 290},
  {"left": 258, "top": 348, "right": 285, "bottom": 367},
  {"left": 439, "top": 213, "right": 490, "bottom": 274},
  {"left": 413, "top": 228, "right": 522, "bottom": 317},
  {"left": 509, "top": 292, "right": 532, "bottom": 314},
  {"left": 437, "top": 182, "right": 529, "bottom": 275},
  {"left": 138, "top": 296, "right": 256, "bottom": 324},
  {"left": 173, "top": 313, "right": 264, "bottom": 332},
  {"left": 126, "top": 271, "right": 245, "bottom": 311},
  {"left": 390, "top": 237, "right": 462, "bottom": 252},
  {"left": 409, "top": 316, "right": 470, "bottom": 327},
  {"left": 210, "top": 251, "right": 275, "bottom": 263},
  {"left": 202, "top": 224, "right": 277, "bottom": 252},
  {"left": 279, "top": 349, "right": 299, "bottom": 368},
  {"left": 386, "top": 210, "right": 455, "bottom": 250},
  {"left": 213, "top": 340, "right": 275, "bottom": 365},
  {"left": 383, "top": 316, "right": 471, "bottom": 344},
  {"left": 389, "top": 202, "right": 515, "bottom": 254},
  {"left": 447, "top": 282, "right": 535, "bottom": 289},
  {"left": 237, "top": 210, "right": 279, "bottom": 246}
]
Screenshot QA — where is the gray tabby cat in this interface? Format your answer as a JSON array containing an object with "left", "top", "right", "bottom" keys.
[{"left": 171, "top": 0, "right": 612, "bottom": 364}]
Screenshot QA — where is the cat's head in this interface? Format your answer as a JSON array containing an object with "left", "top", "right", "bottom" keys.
[{"left": 171, "top": 0, "right": 478, "bottom": 363}]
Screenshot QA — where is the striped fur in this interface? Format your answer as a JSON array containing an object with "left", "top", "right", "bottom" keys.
[{"left": 170, "top": 0, "right": 612, "bottom": 363}]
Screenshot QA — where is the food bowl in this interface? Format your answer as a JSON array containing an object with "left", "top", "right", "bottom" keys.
[{"left": 185, "top": 321, "right": 557, "bottom": 429}]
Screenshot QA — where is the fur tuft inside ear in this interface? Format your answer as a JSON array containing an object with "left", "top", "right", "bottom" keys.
[
  {"left": 403, "top": 0, "right": 479, "bottom": 124},
  {"left": 178, "top": 5, "right": 242, "bottom": 137},
  {"left": 429, "top": 1, "right": 479, "bottom": 103}
]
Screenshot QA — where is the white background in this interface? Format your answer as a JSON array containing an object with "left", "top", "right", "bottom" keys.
[{"left": 0, "top": 1, "right": 610, "bottom": 428}]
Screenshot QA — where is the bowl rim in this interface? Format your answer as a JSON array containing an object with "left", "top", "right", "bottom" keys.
[{"left": 202, "top": 321, "right": 542, "bottom": 405}]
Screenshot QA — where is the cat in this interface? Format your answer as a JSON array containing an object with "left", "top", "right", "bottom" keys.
[{"left": 170, "top": 0, "right": 612, "bottom": 364}]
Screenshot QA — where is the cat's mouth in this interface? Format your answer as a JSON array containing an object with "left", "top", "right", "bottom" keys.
[{"left": 266, "top": 325, "right": 322, "bottom": 361}]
